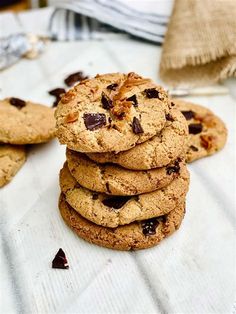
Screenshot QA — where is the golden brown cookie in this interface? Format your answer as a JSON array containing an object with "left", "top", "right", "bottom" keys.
[
  {"left": 0, "top": 98, "right": 56, "bottom": 144},
  {"left": 87, "top": 108, "right": 188, "bottom": 169},
  {"left": 59, "top": 193, "right": 186, "bottom": 251},
  {"left": 59, "top": 162, "right": 189, "bottom": 227},
  {"left": 173, "top": 99, "right": 227, "bottom": 162},
  {"left": 0, "top": 144, "right": 26, "bottom": 187},
  {"left": 66, "top": 149, "right": 185, "bottom": 195},
  {"left": 55, "top": 72, "right": 170, "bottom": 153}
]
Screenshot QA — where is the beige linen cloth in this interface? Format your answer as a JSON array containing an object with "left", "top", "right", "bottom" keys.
[{"left": 160, "top": 0, "right": 236, "bottom": 87}]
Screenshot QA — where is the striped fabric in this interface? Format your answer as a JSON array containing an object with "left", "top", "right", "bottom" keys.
[{"left": 48, "top": 0, "right": 173, "bottom": 43}]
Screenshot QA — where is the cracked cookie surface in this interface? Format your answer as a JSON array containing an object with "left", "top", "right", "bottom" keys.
[
  {"left": 59, "top": 193, "right": 186, "bottom": 250},
  {"left": 59, "top": 162, "right": 189, "bottom": 228},
  {"left": 87, "top": 108, "right": 188, "bottom": 169},
  {"left": 55, "top": 72, "right": 170, "bottom": 153},
  {"left": 0, "top": 98, "right": 56, "bottom": 144},
  {"left": 173, "top": 99, "right": 227, "bottom": 162},
  {"left": 0, "top": 144, "right": 26, "bottom": 187},
  {"left": 67, "top": 149, "right": 184, "bottom": 195}
]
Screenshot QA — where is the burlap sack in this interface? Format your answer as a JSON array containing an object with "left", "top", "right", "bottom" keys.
[{"left": 160, "top": 0, "right": 236, "bottom": 87}]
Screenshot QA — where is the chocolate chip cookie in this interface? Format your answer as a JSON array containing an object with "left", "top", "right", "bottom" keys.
[
  {"left": 59, "top": 162, "right": 189, "bottom": 227},
  {"left": 66, "top": 149, "right": 185, "bottom": 195},
  {"left": 55, "top": 72, "right": 170, "bottom": 153},
  {"left": 59, "top": 193, "right": 186, "bottom": 250},
  {"left": 87, "top": 108, "right": 188, "bottom": 170},
  {"left": 0, "top": 98, "right": 56, "bottom": 144},
  {"left": 0, "top": 144, "right": 26, "bottom": 187},
  {"left": 173, "top": 99, "right": 227, "bottom": 162}
]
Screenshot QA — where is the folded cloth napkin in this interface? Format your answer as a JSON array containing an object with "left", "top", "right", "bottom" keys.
[
  {"left": 49, "top": 0, "right": 173, "bottom": 43},
  {"left": 160, "top": 0, "right": 236, "bottom": 87}
]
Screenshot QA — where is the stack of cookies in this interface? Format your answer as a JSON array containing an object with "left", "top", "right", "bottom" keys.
[{"left": 55, "top": 72, "right": 192, "bottom": 251}]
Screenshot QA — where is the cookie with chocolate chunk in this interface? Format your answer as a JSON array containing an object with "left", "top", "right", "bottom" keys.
[
  {"left": 0, "top": 144, "right": 26, "bottom": 187},
  {"left": 59, "top": 162, "right": 189, "bottom": 228},
  {"left": 66, "top": 148, "right": 184, "bottom": 195},
  {"left": 0, "top": 98, "right": 56, "bottom": 144},
  {"left": 59, "top": 193, "right": 186, "bottom": 250},
  {"left": 87, "top": 108, "right": 188, "bottom": 170},
  {"left": 173, "top": 99, "right": 227, "bottom": 162},
  {"left": 55, "top": 72, "right": 170, "bottom": 153}
]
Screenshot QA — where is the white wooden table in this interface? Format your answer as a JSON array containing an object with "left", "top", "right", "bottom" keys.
[{"left": 0, "top": 12, "right": 236, "bottom": 314}]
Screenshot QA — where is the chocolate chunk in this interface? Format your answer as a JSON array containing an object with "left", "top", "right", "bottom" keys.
[
  {"left": 181, "top": 110, "right": 195, "bottom": 120},
  {"left": 64, "top": 71, "right": 88, "bottom": 87},
  {"left": 132, "top": 117, "right": 144, "bottom": 134},
  {"left": 171, "top": 102, "right": 175, "bottom": 107},
  {"left": 107, "top": 83, "right": 118, "bottom": 91},
  {"left": 9, "top": 97, "right": 26, "bottom": 109},
  {"left": 188, "top": 123, "right": 203, "bottom": 134},
  {"left": 52, "top": 248, "right": 69, "bottom": 269},
  {"left": 92, "top": 193, "right": 99, "bottom": 200},
  {"left": 166, "top": 113, "right": 174, "bottom": 122},
  {"left": 166, "top": 160, "right": 180, "bottom": 175},
  {"left": 127, "top": 95, "right": 138, "bottom": 107},
  {"left": 190, "top": 145, "right": 198, "bottom": 151},
  {"left": 144, "top": 88, "right": 160, "bottom": 99},
  {"left": 83, "top": 113, "right": 106, "bottom": 131},
  {"left": 48, "top": 88, "right": 66, "bottom": 98},
  {"left": 102, "top": 196, "right": 131, "bottom": 209},
  {"left": 101, "top": 92, "right": 113, "bottom": 109},
  {"left": 106, "top": 182, "right": 111, "bottom": 194},
  {"left": 141, "top": 218, "right": 159, "bottom": 236},
  {"left": 48, "top": 88, "right": 66, "bottom": 107}
]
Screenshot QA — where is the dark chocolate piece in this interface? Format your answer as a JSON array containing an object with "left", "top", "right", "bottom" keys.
[
  {"left": 181, "top": 110, "right": 195, "bottom": 120},
  {"left": 52, "top": 248, "right": 69, "bottom": 269},
  {"left": 64, "top": 71, "right": 88, "bottom": 87},
  {"left": 144, "top": 88, "right": 160, "bottom": 99},
  {"left": 101, "top": 92, "right": 113, "bottom": 109},
  {"left": 166, "top": 113, "right": 174, "bottom": 122},
  {"left": 9, "top": 97, "right": 26, "bottom": 109},
  {"left": 48, "top": 88, "right": 66, "bottom": 107},
  {"left": 132, "top": 117, "right": 144, "bottom": 134},
  {"left": 83, "top": 113, "right": 106, "bottom": 131},
  {"left": 92, "top": 193, "right": 99, "bottom": 200},
  {"left": 102, "top": 196, "right": 131, "bottom": 209},
  {"left": 48, "top": 88, "right": 66, "bottom": 97},
  {"left": 126, "top": 95, "right": 138, "bottom": 107},
  {"left": 188, "top": 123, "right": 203, "bottom": 134},
  {"left": 141, "top": 218, "right": 159, "bottom": 236},
  {"left": 166, "top": 160, "right": 180, "bottom": 175},
  {"left": 107, "top": 83, "right": 118, "bottom": 91}
]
